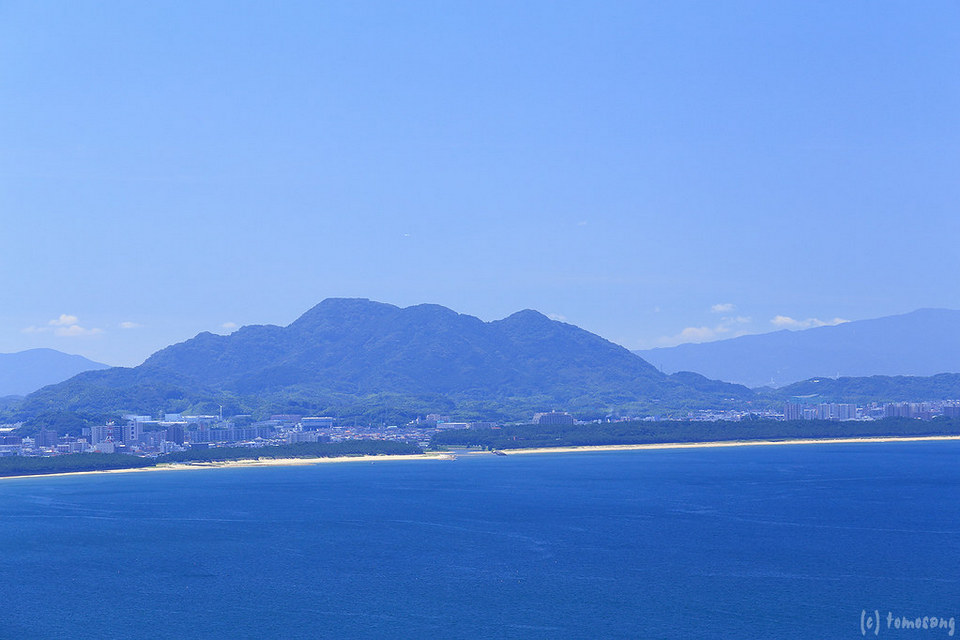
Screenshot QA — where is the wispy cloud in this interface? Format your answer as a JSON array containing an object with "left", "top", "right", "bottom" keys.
[
  {"left": 55, "top": 324, "right": 103, "bottom": 337},
  {"left": 770, "top": 315, "right": 849, "bottom": 330},
  {"left": 49, "top": 314, "right": 78, "bottom": 326},
  {"left": 547, "top": 313, "right": 567, "bottom": 322},
  {"left": 220, "top": 322, "right": 239, "bottom": 330},
  {"left": 22, "top": 314, "right": 103, "bottom": 337},
  {"left": 118, "top": 321, "right": 141, "bottom": 329},
  {"left": 672, "top": 326, "right": 729, "bottom": 343},
  {"left": 656, "top": 315, "right": 752, "bottom": 347},
  {"left": 710, "top": 303, "right": 735, "bottom": 313}
]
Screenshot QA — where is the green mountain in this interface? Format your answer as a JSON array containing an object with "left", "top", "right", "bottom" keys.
[{"left": 13, "top": 299, "right": 753, "bottom": 424}]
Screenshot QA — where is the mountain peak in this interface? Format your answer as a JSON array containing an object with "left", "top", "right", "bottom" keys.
[
  {"left": 290, "top": 298, "right": 400, "bottom": 329},
  {"left": 0, "top": 349, "right": 110, "bottom": 396},
  {"left": 402, "top": 303, "right": 462, "bottom": 319},
  {"left": 500, "top": 309, "right": 552, "bottom": 324},
  {"left": 15, "top": 299, "right": 759, "bottom": 421}
]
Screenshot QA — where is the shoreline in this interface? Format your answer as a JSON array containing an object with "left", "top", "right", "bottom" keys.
[
  {"left": 2, "top": 435, "right": 959, "bottom": 480},
  {"left": 0, "top": 452, "right": 456, "bottom": 481},
  {"left": 487, "top": 434, "right": 960, "bottom": 455}
]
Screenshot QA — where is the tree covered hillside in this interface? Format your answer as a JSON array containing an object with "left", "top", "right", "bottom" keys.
[{"left": 10, "top": 299, "right": 754, "bottom": 426}]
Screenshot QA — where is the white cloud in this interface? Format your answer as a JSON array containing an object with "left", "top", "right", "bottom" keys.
[
  {"left": 220, "top": 322, "right": 239, "bottom": 330},
  {"left": 770, "top": 315, "right": 849, "bottom": 330},
  {"left": 547, "top": 313, "right": 567, "bottom": 322},
  {"left": 119, "top": 321, "right": 141, "bottom": 329},
  {"left": 54, "top": 324, "right": 103, "bottom": 337},
  {"left": 770, "top": 315, "right": 799, "bottom": 328},
  {"left": 655, "top": 315, "right": 754, "bottom": 347},
  {"left": 22, "top": 314, "right": 103, "bottom": 337},
  {"left": 710, "top": 303, "right": 735, "bottom": 313},
  {"left": 677, "top": 326, "right": 728, "bottom": 342}
]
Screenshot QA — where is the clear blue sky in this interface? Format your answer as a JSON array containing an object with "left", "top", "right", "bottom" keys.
[{"left": 2, "top": 1, "right": 958, "bottom": 366}]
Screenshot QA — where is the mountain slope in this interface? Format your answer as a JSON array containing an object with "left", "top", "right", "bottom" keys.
[
  {"left": 762, "top": 373, "right": 960, "bottom": 404},
  {"left": 0, "top": 349, "right": 110, "bottom": 396},
  {"left": 16, "top": 299, "right": 753, "bottom": 421},
  {"left": 636, "top": 309, "right": 960, "bottom": 387}
]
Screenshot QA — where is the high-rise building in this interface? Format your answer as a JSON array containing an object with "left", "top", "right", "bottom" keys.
[
  {"left": 301, "top": 417, "right": 335, "bottom": 429},
  {"left": 118, "top": 423, "right": 141, "bottom": 444},
  {"left": 533, "top": 411, "right": 575, "bottom": 426},
  {"left": 837, "top": 404, "right": 857, "bottom": 420},
  {"left": 165, "top": 425, "right": 185, "bottom": 445},
  {"left": 89, "top": 423, "right": 142, "bottom": 445},
  {"left": 783, "top": 403, "right": 804, "bottom": 421},
  {"left": 35, "top": 429, "right": 58, "bottom": 448},
  {"left": 89, "top": 425, "right": 114, "bottom": 445}
]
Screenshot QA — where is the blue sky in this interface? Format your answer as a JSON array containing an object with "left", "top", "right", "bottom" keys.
[{"left": 2, "top": 1, "right": 958, "bottom": 366}]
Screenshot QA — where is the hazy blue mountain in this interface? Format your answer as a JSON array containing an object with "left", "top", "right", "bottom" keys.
[
  {"left": 0, "top": 396, "right": 23, "bottom": 413},
  {"left": 763, "top": 373, "right": 960, "bottom": 404},
  {"left": 16, "top": 299, "right": 753, "bottom": 423},
  {"left": 636, "top": 309, "right": 960, "bottom": 387},
  {"left": 0, "top": 349, "right": 109, "bottom": 396}
]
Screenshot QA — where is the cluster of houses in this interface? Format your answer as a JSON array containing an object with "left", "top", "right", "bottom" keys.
[{"left": 0, "top": 411, "right": 527, "bottom": 458}]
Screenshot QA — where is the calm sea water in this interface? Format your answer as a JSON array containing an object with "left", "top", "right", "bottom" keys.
[{"left": 0, "top": 442, "right": 958, "bottom": 639}]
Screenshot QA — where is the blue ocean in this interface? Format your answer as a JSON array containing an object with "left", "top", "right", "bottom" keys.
[{"left": 1, "top": 442, "right": 958, "bottom": 639}]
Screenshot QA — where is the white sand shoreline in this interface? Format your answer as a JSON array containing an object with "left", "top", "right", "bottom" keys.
[
  {"left": 0, "top": 452, "right": 456, "bottom": 481},
  {"left": 488, "top": 434, "right": 960, "bottom": 455},
  {"left": 2, "top": 435, "right": 958, "bottom": 480}
]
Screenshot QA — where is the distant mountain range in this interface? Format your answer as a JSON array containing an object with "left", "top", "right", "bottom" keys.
[
  {"left": 762, "top": 373, "right": 960, "bottom": 404},
  {"left": 0, "top": 349, "right": 109, "bottom": 397},
  {"left": 10, "top": 302, "right": 960, "bottom": 429},
  {"left": 13, "top": 299, "right": 752, "bottom": 424},
  {"left": 636, "top": 309, "right": 960, "bottom": 388}
]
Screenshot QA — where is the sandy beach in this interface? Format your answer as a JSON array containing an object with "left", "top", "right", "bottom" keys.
[
  {"left": 488, "top": 434, "right": 960, "bottom": 455},
  {"left": 0, "top": 452, "right": 457, "bottom": 481},
  {"left": 3, "top": 435, "right": 959, "bottom": 480}
]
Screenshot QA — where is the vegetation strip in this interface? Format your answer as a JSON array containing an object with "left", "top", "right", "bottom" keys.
[
  {"left": 0, "top": 440, "right": 422, "bottom": 478},
  {"left": 430, "top": 417, "right": 960, "bottom": 450}
]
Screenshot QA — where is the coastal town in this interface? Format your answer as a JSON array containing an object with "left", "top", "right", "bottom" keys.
[{"left": 1, "top": 401, "right": 959, "bottom": 460}]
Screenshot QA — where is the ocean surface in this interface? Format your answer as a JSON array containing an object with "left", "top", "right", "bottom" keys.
[{"left": 1, "top": 442, "right": 958, "bottom": 639}]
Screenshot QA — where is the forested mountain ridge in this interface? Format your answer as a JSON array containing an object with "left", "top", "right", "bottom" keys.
[{"left": 13, "top": 299, "right": 753, "bottom": 423}]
